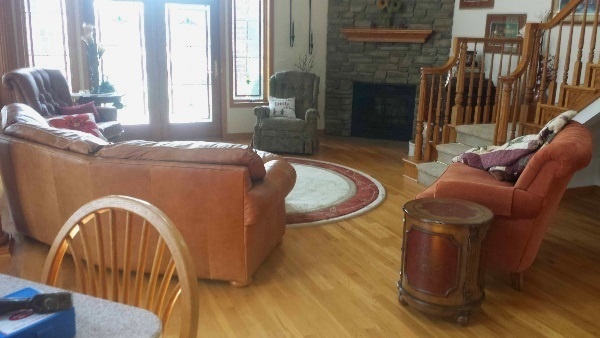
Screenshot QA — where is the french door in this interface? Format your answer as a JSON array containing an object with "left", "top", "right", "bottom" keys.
[{"left": 94, "top": 0, "right": 221, "bottom": 140}]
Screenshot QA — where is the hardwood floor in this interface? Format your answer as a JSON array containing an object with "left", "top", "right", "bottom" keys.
[{"left": 1, "top": 135, "right": 600, "bottom": 337}]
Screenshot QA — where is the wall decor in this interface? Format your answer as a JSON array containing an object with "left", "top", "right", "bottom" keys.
[
  {"left": 484, "top": 14, "right": 526, "bottom": 52},
  {"left": 459, "top": 0, "right": 494, "bottom": 9},
  {"left": 308, "top": 0, "right": 314, "bottom": 54},
  {"left": 289, "top": 0, "right": 295, "bottom": 47},
  {"left": 554, "top": 0, "right": 598, "bottom": 24}
]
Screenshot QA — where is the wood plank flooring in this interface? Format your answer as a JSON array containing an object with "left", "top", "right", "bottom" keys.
[{"left": 1, "top": 135, "right": 600, "bottom": 337}]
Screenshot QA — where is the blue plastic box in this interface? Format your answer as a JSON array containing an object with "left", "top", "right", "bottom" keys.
[{"left": 0, "top": 288, "right": 75, "bottom": 338}]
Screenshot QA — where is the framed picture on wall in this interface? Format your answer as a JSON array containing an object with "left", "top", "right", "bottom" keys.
[
  {"left": 459, "top": 0, "right": 494, "bottom": 9},
  {"left": 554, "top": 0, "right": 598, "bottom": 24},
  {"left": 484, "top": 14, "right": 527, "bottom": 52}
]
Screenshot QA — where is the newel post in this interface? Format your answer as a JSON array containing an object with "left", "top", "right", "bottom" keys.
[{"left": 450, "top": 42, "right": 468, "bottom": 142}]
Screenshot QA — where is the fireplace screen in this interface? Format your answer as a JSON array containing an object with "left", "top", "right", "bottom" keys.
[{"left": 351, "top": 82, "right": 416, "bottom": 141}]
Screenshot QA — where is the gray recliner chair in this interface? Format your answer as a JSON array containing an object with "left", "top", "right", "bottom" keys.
[
  {"left": 253, "top": 71, "right": 320, "bottom": 154},
  {"left": 2, "top": 67, "right": 123, "bottom": 141}
]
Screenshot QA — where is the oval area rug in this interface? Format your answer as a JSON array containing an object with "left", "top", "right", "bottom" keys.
[{"left": 285, "top": 158, "right": 386, "bottom": 227}]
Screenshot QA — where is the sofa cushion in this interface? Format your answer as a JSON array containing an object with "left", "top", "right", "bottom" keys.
[
  {"left": 260, "top": 117, "right": 305, "bottom": 132},
  {"left": 1, "top": 103, "right": 50, "bottom": 129},
  {"left": 95, "top": 140, "right": 269, "bottom": 181},
  {"left": 3, "top": 122, "right": 109, "bottom": 155},
  {"left": 96, "top": 120, "right": 124, "bottom": 141},
  {"left": 47, "top": 113, "right": 107, "bottom": 140}
]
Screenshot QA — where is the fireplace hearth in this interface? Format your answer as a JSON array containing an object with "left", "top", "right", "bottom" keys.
[{"left": 351, "top": 82, "right": 416, "bottom": 141}]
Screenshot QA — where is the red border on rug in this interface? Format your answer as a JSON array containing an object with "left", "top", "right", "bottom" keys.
[{"left": 285, "top": 158, "right": 381, "bottom": 225}]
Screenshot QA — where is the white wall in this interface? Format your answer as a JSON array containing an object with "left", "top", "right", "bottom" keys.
[{"left": 226, "top": 1, "right": 328, "bottom": 134}]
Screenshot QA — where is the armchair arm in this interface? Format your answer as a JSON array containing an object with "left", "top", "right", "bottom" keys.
[
  {"left": 304, "top": 108, "right": 319, "bottom": 128},
  {"left": 254, "top": 106, "right": 270, "bottom": 124},
  {"left": 432, "top": 180, "right": 542, "bottom": 218},
  {"left": 96, "top": 107, "right": 118, "bottom": 122}
]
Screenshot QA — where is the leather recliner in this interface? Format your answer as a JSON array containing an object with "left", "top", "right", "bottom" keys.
[{"left": 2, "top": 67, "right": 123, "bottom": 141}]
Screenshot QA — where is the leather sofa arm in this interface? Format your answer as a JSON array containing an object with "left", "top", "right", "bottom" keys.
[
  {"left": 432, "top": 180, "right": 542, "bottom": 218},
  {"left": 244, "top": 159, "right": 296, "bottom": 226},
  {"left": 96, "top": 107, "right": 118, "bottom": 122}
]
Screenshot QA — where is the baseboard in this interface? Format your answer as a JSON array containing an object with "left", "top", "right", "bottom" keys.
[
  {"left": 563, "top": 185, "right": 600, "bottom": 197},
  {"left": 223, "top": 132, "right": 253, "bottom": 140}
]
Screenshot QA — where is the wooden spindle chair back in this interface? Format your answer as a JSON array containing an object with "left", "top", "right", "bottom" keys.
[{"left": 41, "top": 195, "right": 199, "bottom": 338}]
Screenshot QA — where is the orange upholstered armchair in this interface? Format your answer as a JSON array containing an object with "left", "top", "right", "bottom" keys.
[{"left": 416, "top": 122, "right": 593, "bottom": 290}]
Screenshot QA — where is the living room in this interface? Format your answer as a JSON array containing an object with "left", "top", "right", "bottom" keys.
[{"left": 0, "top": 0, "right": 599, "bottom": 336}]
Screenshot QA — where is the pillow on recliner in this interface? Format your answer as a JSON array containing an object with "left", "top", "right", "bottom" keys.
[
  {"left": 58, "top": 101, "right": 100, "bottom": 120},
  {"left": 47, "top": 113, "right": 108, "bottom": 141},
  {"left": 268, "top": 97, "right": 296, "bottom": 118}
]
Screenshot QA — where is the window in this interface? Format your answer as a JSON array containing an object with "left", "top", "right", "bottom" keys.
[
  {"left": 230, "top": 0, "right": 272, "bottom": 105},
  {"left": 23, "top": 0, "right": 71, "bottom": 80}
]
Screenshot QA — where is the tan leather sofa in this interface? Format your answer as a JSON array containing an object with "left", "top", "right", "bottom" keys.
[{"left": 0, "top": 103, "right": 296, "bottom": 286}]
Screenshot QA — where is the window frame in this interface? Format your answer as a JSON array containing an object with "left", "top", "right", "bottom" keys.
[{"left": 228, "top": 0, "right": 273, "bottom": 108}]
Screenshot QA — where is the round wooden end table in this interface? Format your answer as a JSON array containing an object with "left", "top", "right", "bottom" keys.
[{"left": 397, "top": 198, "right": 493, "bottom": 326}]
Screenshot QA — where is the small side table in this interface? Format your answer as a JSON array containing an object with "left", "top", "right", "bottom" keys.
[
  {"left": 398, "top": 198, "right": 493, "bottom": 326},
  {"left": 72, "top": 92, "right": 124, "bottom": 109}
]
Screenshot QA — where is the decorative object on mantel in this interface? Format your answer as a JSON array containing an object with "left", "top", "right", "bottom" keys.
[
  {"left": 308, "top": 0, "right": 314, "bottom": 54},
  {"left": 375, "top": 0, "right": 405, "bottom": 28},
  {"left": 341, "top": 28, "right": 433, "bottom": 43},
  {"left": 459, "top": 0, "right": 494, "bottom": 9},
  {"left": 289, "top": 0, "right": 295, "bottom": 47}
]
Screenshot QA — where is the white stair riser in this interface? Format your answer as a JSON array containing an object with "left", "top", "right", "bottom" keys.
[
  {"left": 456, "top": 132, "right": 492, "bottom": 148},
  {"left": 417, "top": 171, "right": 439, "bottom": 187}
]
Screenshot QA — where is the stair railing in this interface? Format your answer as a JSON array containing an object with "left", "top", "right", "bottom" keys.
[
  {"left": 494, "top": 0, "right": 599, "bottom": 145},
  {"left": 414, "top": 37, "right": 523, "bottom": 162}
]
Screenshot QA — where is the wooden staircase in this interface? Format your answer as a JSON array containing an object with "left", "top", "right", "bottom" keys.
[{"left": 404, "top": 0, "right": 600, "bottom": 186}]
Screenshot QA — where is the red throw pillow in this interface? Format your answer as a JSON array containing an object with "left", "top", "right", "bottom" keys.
[
  {"left": 58, "top": 101, "right": 100, "bottom": 120},
  {"left": 47, "top": 113, "right": 107, "bottom": 141}
]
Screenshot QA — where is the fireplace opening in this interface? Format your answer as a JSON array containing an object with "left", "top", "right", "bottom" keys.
[{"left": 351, "top": 82, "right": 416, "bottom": 141}]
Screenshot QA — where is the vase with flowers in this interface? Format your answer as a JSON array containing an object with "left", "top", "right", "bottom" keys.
[
  {"left": 81, "top": 23, "right": 109, "bottom": 94},
  {"left": 375, "top": 0, "right": 403, "bottom": 28}
]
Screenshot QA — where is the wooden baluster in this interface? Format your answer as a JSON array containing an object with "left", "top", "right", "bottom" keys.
[
  {"left": 475, "top": 44, "right": 486, "bottom": 124},
  {"left": 492, "top": 44, "right": 507, "bottom": 123},
  {"left": 539, "top": 29, "right": 552, "bottom": 106},
  {"left": 451, "top": 42, "right": 468, "bottom": 142},
  {"left": 465, "top": 43, "right": 477, "bottom": 124},
  {"left": 424, "top": 75, "right": 436, "bottom": 161},
  {"left": 521, "top": 31, "right": 541, "bottom": 125},
  {"left": 433, "top": 73, "right": 444, "bottom": 148},
  {"left": 484, "top": 48, "right": 496, "bottom": 123},
  {"left": 414, "top": 74, "right": 427, "bottom": 161},
  {"left": 442, "top": 69, "right": 453, "bottom": 143},
  {"left": 559, "top": 12, "right": 576, "bottom": 104},
  {"left": 573, "top": 0, "right": 589, "bottom": 85},
  {"left": 548, "top": 21, "right": 564, "bottom": 106},
  {"left": 586, "top": 1, "right": 600, "bottom": 85},
  {"left": 511, "top": 75, "right": 524, "bottom": 140}
]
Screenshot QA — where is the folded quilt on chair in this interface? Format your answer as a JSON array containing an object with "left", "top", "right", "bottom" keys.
[{"left": 453, "top": 110, "right": 578, "bottom": 181}]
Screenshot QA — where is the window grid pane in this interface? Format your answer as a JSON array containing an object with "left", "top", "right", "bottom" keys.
[
  {"left": 95, "top": 0, "right": 149, "bottom": 125},
  {"left": 165, "top": 3, "right": 213, "bottom": 123},
  {"left": 25, "top": 0, "right": 71, "bottom": 82},
  {"left": 232, "top": 0, "right": 264, "bottom": 102}
]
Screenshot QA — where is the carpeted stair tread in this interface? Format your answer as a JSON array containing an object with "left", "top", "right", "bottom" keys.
[
  {"left": 456, "top": 124, "right": 495, "bottom": 148},
  {"left": 416, "top": 161, "right": 448, "bottom": 187},
  {"left": 436, "top": 143, "right": 473, "bottom": 164}
]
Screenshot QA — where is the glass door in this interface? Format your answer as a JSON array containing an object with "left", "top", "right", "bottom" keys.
[{"left": 94, "top": 0, "right": 221, "bottom": 140}]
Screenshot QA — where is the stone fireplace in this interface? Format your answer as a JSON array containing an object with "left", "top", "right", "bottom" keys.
[{"left": 325, "top": 0, "right": 455, "bottom": 139}]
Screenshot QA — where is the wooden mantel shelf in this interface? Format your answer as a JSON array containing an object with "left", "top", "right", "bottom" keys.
[{"left": 341, "top": 28, "right": 433, "bottom": 43}]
